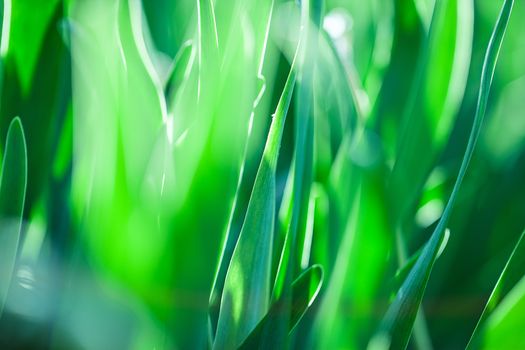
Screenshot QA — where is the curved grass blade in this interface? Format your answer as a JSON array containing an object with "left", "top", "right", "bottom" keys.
[
  {"left": 212, "top": 46, "right": 299, "bottom": 350},
  {"left": 466, "top": 230, "right": 525, "bottom": 349},
  {"left": 238, "top": 264, "right": 324, "bottom": 349},
  {"left": 0, "top": 117, "right": 28, "bottom": 315},
  {"left": 373, "top": 1, "right": 514, "bottom": 348}
]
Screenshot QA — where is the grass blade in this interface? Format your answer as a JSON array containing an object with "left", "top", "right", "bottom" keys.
[
  {"left": 0, "top": 117, "right": 27, "bottom": 315},
  {"left": 212, "top": 46, "right": 298, "bottom": 350},
  {"left": 373, "top": 1, "right": 514, "bottom": 348}
]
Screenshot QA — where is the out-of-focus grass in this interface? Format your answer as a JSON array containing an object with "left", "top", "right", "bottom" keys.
[{"left": 0, "top": 0, "right": 524, "bottom": 349}]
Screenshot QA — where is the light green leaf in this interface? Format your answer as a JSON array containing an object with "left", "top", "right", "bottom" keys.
[
  {"left": 0, "top": 117, "right": 27, "bottom": 315},
  {"left": 373, "top": 0, "right": 514, "bottom": 348}
]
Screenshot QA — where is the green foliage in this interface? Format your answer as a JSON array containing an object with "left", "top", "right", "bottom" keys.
[{"left": 0, "top": 0, "right": 523, "bottom": 349}]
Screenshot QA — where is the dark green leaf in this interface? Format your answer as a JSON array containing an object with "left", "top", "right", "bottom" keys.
[
  {"left": 7, "top": 0, "right": 61, "bottom": 94},
  {"left": 466, "top": 230, "right": 525, "bottom": 349},
  {"left": 238, "top": 264, "right": 324, "bottom": 349}
]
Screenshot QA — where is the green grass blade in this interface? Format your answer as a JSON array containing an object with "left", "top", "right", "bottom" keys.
[
  {"left": 0, "top": 117, "right": 27, "bottom": 315},
  {"left": 238, "top": 264, "right": 324, "bottom": 349},
  {"left": 373, "top": 1, "right": 513, "bottom": 348},
  {"left": 212, "top": 48, "right": 298, "bottom": 350},
  {"left": 466, "top": 230, "right": 525, "bottom": 349}
]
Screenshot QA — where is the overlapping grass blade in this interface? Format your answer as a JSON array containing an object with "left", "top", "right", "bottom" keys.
[
  {"left": 264, "top": 2, "right": 322, "bottom": 347},
  {"left": 238, "top": 264, "right": 323, "bottom": 349},
  {"left": 212, "top": 45, "right": 299, "bottom": 350},
  {"left": 208, "top": 0, "right": 275, "bottom": 337},
  {"left": 272, "top": 0, "right": 322, "bottom": 307},
  {"left": 373, "top": 1, "right": 513, "bottom": 348},
  {"left": 0, "top": 117, "right": 27, "bottom": 315},
  {"left": 172, "top": 0, "right": 278, "bottom": 346}
]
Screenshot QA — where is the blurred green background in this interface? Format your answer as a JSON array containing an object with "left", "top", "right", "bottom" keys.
[{"left": 0, "top": 0, "right": 524, "bottom": 349}]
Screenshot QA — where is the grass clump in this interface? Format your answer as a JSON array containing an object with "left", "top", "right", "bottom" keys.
[{"left": 0, "top": 0, "right": 524, "bottom": 349}]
